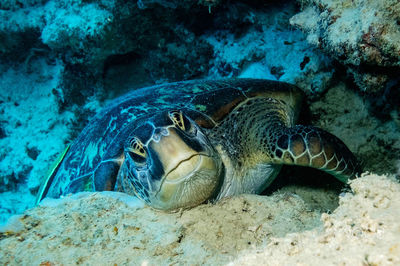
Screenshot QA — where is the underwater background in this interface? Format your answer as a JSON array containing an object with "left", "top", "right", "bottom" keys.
[{"left": 0, "top": 0, "right": 399, "bottom": 264}]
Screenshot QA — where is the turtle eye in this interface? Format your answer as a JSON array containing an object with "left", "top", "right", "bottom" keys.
[
  {"left": 128, "top": 137, "right": 147, "bottom": 163},
  {"left": 169, "top": 110, "right": 195, "bottom": 132}
]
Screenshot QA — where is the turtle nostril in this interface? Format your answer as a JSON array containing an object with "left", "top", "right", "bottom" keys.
[{"left": 153, "top": 128, "right": 169, "bottom": 142}]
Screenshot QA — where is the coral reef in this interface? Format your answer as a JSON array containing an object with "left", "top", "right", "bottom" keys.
[
  {"left": 0, "top": 0, "right": 337, "bottom": 107},
  {"left": 290, "top": 0, "right": 400, "bottom": 93},
  {"left": 1, "top": 173, "right": 399, "bottom": 265}
]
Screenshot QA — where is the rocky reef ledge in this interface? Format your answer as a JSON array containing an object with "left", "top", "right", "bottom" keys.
[{"left": 1, "top": 173, "right": 399, "bottom": 265}]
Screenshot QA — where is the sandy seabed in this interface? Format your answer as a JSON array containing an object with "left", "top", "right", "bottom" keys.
[{"left": 0, "top": 173, "right": 399, "bottom": 265}]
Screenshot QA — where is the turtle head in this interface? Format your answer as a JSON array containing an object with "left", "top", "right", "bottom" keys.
[{"left": 120, "top": 110, "right": 223, "bottom": 211}]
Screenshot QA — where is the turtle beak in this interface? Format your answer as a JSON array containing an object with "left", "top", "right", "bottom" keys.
[
  {"left": 147, "top": 128, "right": 222, "bottom": 210},
  {"left": 163, "top": 154, "right": 212, "bottom": 184}
]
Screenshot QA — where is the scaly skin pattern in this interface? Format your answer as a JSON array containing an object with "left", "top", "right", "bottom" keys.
[{"left": 269, "top": 125, "right": 359, "bottom": 183}]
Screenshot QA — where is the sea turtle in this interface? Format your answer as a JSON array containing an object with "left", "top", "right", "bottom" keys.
[{"left": 37, "top": 79, "right": 360, "bottom": 210}]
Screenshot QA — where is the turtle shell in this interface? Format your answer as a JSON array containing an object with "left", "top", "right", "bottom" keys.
[{"left": 37, "top": 78, "right": 303, "bottom": 202}]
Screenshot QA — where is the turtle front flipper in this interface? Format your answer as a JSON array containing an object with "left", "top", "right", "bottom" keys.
[{"left": 269, "top": 125, "right": 361, "bottom": 183}]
